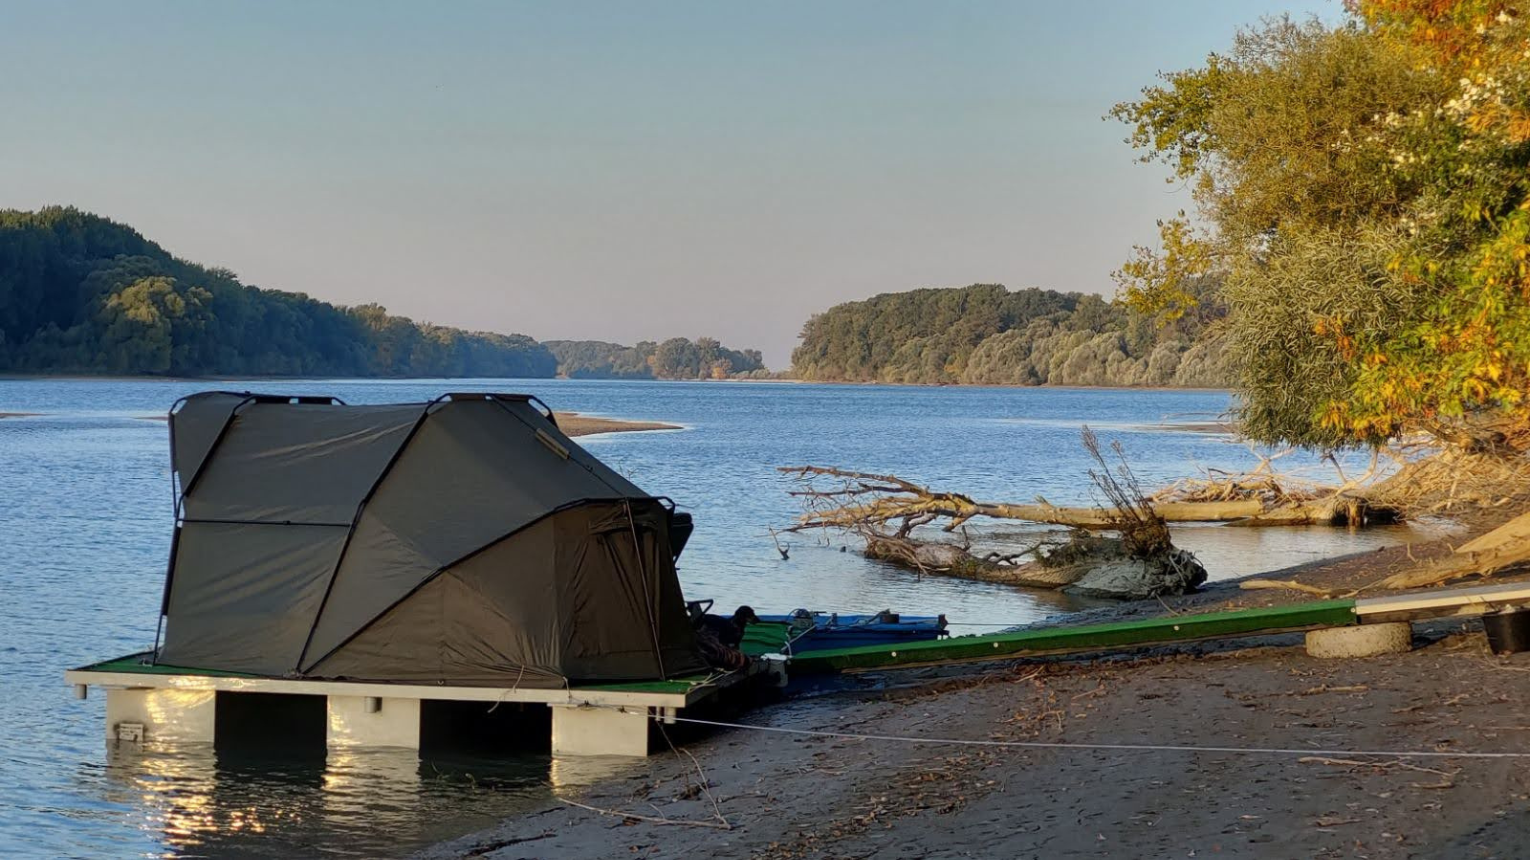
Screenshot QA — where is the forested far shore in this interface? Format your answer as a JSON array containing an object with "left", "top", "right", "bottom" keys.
[
  {"left": 790, "top": 282, "right": 1230, "bottom": 387},
  {"left": 0, "top": 208, "right": 767, "bottom": 381},
  {"left": 3, "top": 208, "right": 1232, "bottom": 389},
  {"left": 545, "top": 338, "right": 773, "bottom": 380},
  {"left": 0, "top": 208, "right": 557, "bottom": 377}
]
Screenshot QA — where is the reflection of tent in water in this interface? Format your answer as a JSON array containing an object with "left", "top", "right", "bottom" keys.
[{"left": 156, "top": 391, "right": 706, "bottom": 687}]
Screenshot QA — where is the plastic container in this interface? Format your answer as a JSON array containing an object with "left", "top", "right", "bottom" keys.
[{"left": 1483, "top": 607, "right": 1530, "bottom": 655}]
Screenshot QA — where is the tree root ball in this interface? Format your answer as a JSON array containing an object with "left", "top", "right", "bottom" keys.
[{"left": 1061, "top": 548, "right": 1208, "bottom": 600}]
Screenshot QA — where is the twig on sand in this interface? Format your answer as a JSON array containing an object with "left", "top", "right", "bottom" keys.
[
  {"left": 1239, "top": 578, "right": 1341, "bottom": 598},
  {"left": 659, "top": 724, "right": 732, "bottom": 828},
  {"left": 558, "top": 798, "right": 734, "bottom": 830},
  {"left": 1298, "top": 756, "right": 1458, "bottom": 782},
  {"left": 1480, "top": 658, "right": 1530, "bottom": 673},
  {"left": 1297, "top": 684, "right": 1369, "bottom": 696}
]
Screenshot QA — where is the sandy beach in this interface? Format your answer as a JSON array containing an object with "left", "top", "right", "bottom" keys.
[{"left": 417, "top": 515, "right": 1530, "bottom": 860}]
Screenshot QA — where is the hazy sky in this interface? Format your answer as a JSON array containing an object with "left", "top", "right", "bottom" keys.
[{"left": 2, "top": 1, "right": 1336, "bottom": 367}]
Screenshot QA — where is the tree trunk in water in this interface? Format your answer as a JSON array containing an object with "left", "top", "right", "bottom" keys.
[{"left": 862, "top": 533, "right": 1208, "bottom": 599}]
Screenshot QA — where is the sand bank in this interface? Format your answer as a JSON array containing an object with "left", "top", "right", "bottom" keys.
[{"left": 553, "top": 412, "right": 680, "bottom": 437}]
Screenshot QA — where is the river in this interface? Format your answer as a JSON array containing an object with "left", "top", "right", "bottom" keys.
[{"left": 0, "top": 378, "right": 1430, "bottom": 857}]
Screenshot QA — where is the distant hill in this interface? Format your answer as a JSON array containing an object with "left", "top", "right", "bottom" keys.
[
  {"left": 791, "top": 283, "right": 1230, "bottom": 387},
  {"left": 0, "top": 207, "right": 556, "bottom": 378},
  {"left": 545, "top": 338, "right": 770, "bottom": 380}
]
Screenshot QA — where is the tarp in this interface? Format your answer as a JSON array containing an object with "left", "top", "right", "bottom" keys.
[{"left": 157, "top": 392, "right": 705, "bottom": 686}]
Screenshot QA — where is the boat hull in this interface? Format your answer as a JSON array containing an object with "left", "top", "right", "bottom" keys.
[{"left": 756, "top": 611, "right": 947, "bottom": 653}]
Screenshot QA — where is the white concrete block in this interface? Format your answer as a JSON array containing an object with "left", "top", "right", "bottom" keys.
[
  {"left": 327, "top": 695, "right": 421, "bottom": 749},
  {"left": 104, "top": 687, "right": 216, "bottom": 743},
  {"left": 550, "top": 705, "right": 651, "bottom": 757},
  {"left": 1306, "top": 622, "right": 1414, "bottom": 659}
]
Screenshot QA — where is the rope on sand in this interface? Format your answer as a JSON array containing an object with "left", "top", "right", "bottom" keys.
[{"left": 660, "top": 715, "right": 1530, "bottom": 761}]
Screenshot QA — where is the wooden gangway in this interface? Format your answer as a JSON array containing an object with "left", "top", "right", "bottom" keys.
[{"left": 787, "top": 581, "right": 1530, "bottom": 675}]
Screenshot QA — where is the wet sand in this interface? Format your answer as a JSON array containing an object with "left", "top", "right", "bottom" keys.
[{"left": 418, "top": 514, "right": 1530, "bottom": 859}]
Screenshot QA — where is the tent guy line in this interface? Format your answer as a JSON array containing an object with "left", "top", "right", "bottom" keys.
[{"left": 660, "top": 715, "right": 1530, "bottom": 760}]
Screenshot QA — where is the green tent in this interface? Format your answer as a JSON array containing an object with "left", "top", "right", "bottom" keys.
[{"left": 156, "top": 391, "right": 705, "bottom": 687}]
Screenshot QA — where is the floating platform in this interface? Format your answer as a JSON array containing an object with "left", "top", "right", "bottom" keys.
[
  {"left": 71, "top": 582, "right": 1530, "bottom": 756},
  {"left": 66, "top": 651, "right": 782, "bottom": 757}
]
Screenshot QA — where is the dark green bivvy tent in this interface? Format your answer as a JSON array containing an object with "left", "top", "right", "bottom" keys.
[{"left": 155, "top": 391, "right": 705, "bottom": 687}]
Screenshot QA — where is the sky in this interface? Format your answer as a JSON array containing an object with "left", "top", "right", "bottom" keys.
[{"left": 1, "top": 1, "right": 1337, "bottom": 368}]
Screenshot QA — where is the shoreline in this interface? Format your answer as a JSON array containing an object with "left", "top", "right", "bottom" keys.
[
  {"left": 0, "top": 372, "right": 1239, "bottom": 393},
  {"left": 417, "top": 508, "right": 1530, "bottom": 859},
  {"left": 1, "top": 409, "right": 678, "bottom": 437}
]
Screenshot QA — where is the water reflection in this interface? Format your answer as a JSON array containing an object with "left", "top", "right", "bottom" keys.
[
  {"left": 94, "top": 741, "right": 573, "bottom": 858},
  {"left": 547, "top": 755, "right": 643, "bottom": 794}
]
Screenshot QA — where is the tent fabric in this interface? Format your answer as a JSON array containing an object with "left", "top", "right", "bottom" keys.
[
  {"left": 163, "top": 522, "right": 348, "bottom": 675},
  {"left": 183, "top": 403, "right": 422, "bottom": 524},
  {"left": 168, "top": 391, "right": 249, "bottom": 486},
  {"left": 298, "top": 398, "right": 648, "bottom": 666},
  {"left": 156, "top": 392, "right": 705, "bottom": 686}
]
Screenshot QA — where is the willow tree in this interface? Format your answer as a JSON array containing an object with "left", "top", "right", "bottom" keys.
[{"left": 1112, "top": 3, "right": 1530, "bottom": 452}]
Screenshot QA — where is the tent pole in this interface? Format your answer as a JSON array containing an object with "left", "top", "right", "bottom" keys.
[
  {"left": 624, "top": 500, "right": 667, "bottom": 680},
  {"left": 294, "top": 396, "right": 447, "bottom": 673}
]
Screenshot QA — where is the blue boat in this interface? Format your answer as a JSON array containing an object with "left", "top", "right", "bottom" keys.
[{"left": 757, "top": 608, "right": 948, "bottom": 652}]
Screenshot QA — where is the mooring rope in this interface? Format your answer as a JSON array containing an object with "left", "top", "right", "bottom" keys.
[{"left": 659, "top": 715, "right": 1530, "bottom": 760}]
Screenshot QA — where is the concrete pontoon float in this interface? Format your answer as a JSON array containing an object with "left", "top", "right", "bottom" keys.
[{"left": 67, "top": 651, "right": 782, "bottom": 757}]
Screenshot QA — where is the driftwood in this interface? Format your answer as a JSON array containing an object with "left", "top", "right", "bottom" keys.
[
  {"left": 1378, "top": 508, "right": 1530, "bottom": 590},
  {"left": 1240, "top": 578, "right": 1343, "bottom": 598},
  {"left": 1152, "top": 448, "right": 1398, "bottom": 526},
  {"left": 779, "top": 467, "right": 1387, "bottom": 530},
  {"left": 1227, "top": 495, "right": 1392, "bottom": 527}
]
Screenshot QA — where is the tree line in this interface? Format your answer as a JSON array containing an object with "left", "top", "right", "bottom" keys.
[
  {"left": 546, "top": 338, "right": 769, "bottom": 380},
  {"left": 0, "top": 208, "right": 556, "bottom": 377},
  {"left": 789, "top": 282, "right": 1229, "bottom": 387},
  {"left": 0, "top": 208, "right": 766, "bottom": 381}
]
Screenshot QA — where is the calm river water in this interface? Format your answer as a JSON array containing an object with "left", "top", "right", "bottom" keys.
[{"left": 0, "top": 378, "right": 1429, "bottom": 857}]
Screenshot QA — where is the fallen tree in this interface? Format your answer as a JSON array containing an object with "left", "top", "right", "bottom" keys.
[
  {"left": 782, "top": 429, "right": 1208, "bottom": 599},
  {"left": 780, "top": 458, "right": 1397, "bottom": 532}
]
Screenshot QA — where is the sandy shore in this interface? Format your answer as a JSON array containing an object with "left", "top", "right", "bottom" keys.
[
  {"left": 417, "top": 515, "right": 1530, "bottom": 860},
  {"left": 553, "top": 412, "right": 680, "bottom": 437},
  {"left": 421, "top": 633, "right": 1530, "bottom": 859}
]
